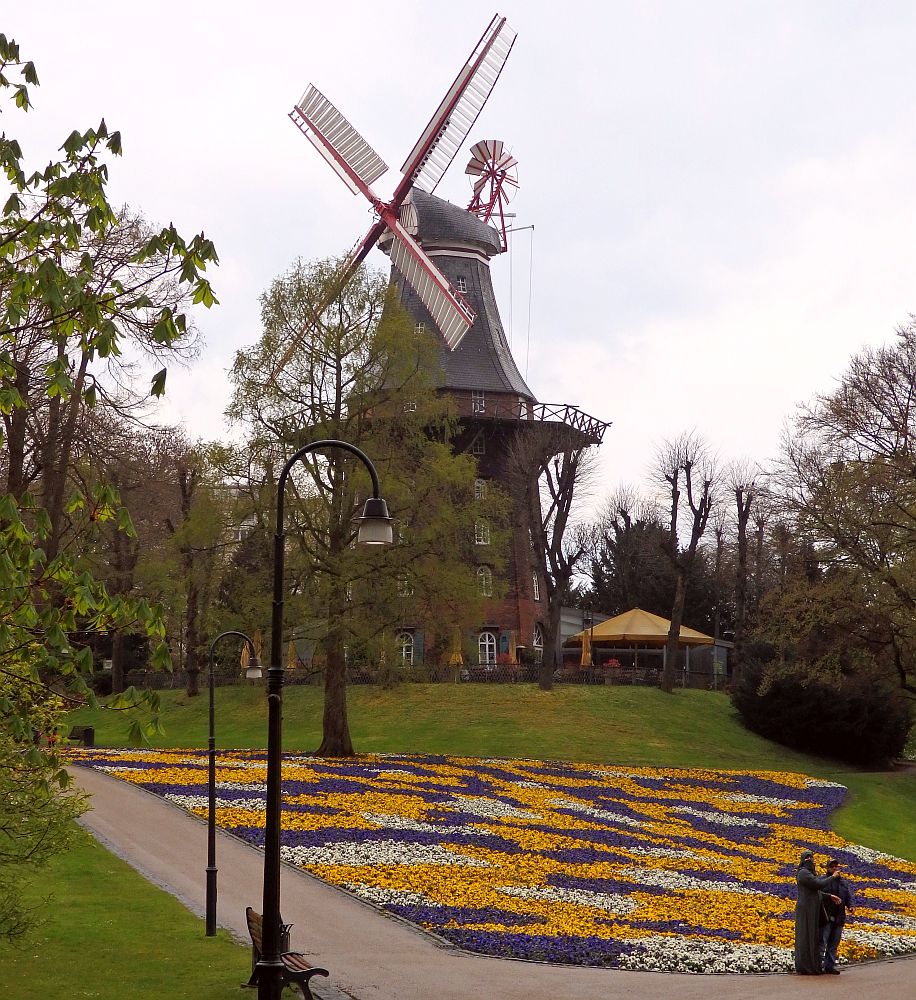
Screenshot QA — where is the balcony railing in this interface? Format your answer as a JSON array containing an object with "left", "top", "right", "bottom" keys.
[{"left": 448, "top": 393, "right": 610, "bottom": 445}]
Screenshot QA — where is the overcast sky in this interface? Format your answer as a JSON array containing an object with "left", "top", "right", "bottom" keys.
[{"left": 10, "top": 2, "right": 916, "bottom": 508}]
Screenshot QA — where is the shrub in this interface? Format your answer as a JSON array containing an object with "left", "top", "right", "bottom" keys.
[{"left": 731, "top": 645, "right": 912, "bottom": 765}]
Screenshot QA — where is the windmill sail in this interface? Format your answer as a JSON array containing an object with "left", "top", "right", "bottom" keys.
[
  {"left": 388, "top": 221, "right": 475, "bottom": 349},
  {"left": 401, "top": 15, "right": 516, "bottom": 195},
  {"left": 292, "top": 85, "right": 389, "bottom": 194}
]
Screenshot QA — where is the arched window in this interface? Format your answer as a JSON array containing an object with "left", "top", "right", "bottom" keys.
[
  {"left": 478, "top": 630, "right": 497, "bottom": 665},
  {"left": 396, "top": 631, "right": 414, "bottom": 665},
  {"left": 533, "top": 623, "right": 544, "bottom": 662},
  {"left": 477, "top": 565, "right": 493, "bottom": 597}
]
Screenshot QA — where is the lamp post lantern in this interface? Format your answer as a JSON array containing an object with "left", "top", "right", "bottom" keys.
[
  {"left": 257, "top": 440, "right": 392, "bottom": 1000},
  {"left": 206, "top": 629, "right": 261, "bottom": 937}
]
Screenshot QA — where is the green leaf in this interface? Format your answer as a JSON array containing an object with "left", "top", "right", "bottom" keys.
[{"left": 150, "top": 368, "right": 167, "bottom": 397}]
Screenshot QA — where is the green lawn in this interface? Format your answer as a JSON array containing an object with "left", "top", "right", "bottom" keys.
[
  {"left": 68, "top": 682, "right": 916, "bottom": 860},
  {"left": 3, "top": 681, "right": 913, "bottom": 999},
  {"left": 0, "top": 829, "right": 248, "bottom": 999}
]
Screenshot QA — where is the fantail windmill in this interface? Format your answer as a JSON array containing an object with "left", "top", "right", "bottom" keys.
[
  {"left": 279, "top": 14, "right": 516, "bottom": 373},
  {"left": 466, "top": 139, "right": 518, "bottom": 252}
]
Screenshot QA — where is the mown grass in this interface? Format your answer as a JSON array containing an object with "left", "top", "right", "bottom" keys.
[
  {"left": 0, "top": 828, "right": 248, "bottom": 999},
  {"left": 68, "top": 682, "right": 916, "bottom": 860}
]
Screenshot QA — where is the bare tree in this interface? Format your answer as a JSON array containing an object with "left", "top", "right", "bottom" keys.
[
  {"left": 653, "top": 432, "right": 718, "bottom": 693},
  {"left": 508, "top": 428, "right": 597, "bottom": 690},
  {"left": 726, "top": 460, "right": 764, "bottom": 685}
]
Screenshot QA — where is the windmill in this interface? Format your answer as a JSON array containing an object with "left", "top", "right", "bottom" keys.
[
  {"left": 279, "top": 14, "right": 517, "bottom": 373},
  {"left": 466, "top": 139, "right": 518, "bottom": 252}
]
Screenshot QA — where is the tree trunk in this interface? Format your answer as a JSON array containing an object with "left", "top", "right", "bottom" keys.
[
  {"left": 4, "top": 360, "right": 30, "bottom": 496},
  {"left": 184, "top": 577, "right": 201, "bottom": 696},
  {"left": 733, "top": 491, "right": 752, "bottom": 687},
  {"left": 662, "top": 569, "right": 687, "bottom": 693},
  {"left": 316, "top": 639, "right": 354, "bottom": 756},
  {"left": 111, "top": 631, "right": 126, "bottom": 695}
]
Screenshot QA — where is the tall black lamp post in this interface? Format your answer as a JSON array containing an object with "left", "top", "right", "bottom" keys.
[
  {"left": 257, "top": 440, "right": 392, "bottom": 1000},
  {"left": 206, "top": 629, "right": 261, "bottom": 936}
]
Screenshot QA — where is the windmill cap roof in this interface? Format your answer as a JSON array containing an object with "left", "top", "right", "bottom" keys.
[{"left": 410, "top": 189, "right": 502, "bottom": 256}]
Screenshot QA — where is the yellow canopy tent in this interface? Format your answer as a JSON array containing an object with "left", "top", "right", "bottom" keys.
[{"left": 568, "top": 608, "right": 714, "bottom": 648}]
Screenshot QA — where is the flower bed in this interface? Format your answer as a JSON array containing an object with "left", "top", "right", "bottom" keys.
[{"left": 69, "top": 749, "right": 916, "bottom": 973}]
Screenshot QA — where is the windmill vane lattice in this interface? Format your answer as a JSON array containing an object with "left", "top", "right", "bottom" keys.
[
  {"left": 289, "top": 13, "right": 609, "bottom": 665},
  {"left": 286, "top": 15, "right": 516, "bottom": 361}
]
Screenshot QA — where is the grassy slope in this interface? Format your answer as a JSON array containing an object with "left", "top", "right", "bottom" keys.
[
  {"left": 0, "top": 829, "right": 247, "bottom": 999},
  {"left": 69, "top": 683, "right": 916, "bottom": 860}
]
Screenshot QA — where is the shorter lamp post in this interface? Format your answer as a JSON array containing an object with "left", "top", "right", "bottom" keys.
[
  {"left": 258, "top": 440, "right": 392, "bottom": 1000},
  {"left": 582, "top": 608, "right": 594, "bottom": 671},
  {"left": 206, "top": 629, "right": 262, "bottom": 937}
]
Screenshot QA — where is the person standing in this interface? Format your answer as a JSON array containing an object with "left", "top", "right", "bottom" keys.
[
  {"left": 795, "top": 850, "right": 842, "bottom": 975},
  {"left": 820, "top": 858, "right": 854, "bottom": 974}
]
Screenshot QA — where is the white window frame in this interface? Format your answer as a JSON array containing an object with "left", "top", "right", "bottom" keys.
[
  {"left": 532, "top": 572, "right": 540, "bottom": 602},
  {"left": 477, "top": 565, "right": 493, "bottom": 597},
  {"left": 475, "top": 520, "right": 491, "bottom": 545},
  {"left": 397, "top": 574, "right": 413, "bottom": 597},
  {"left": 472, "top": 389, "right": 486, "bottom": 414},
  {"left": 533, "top": 623, "right": 545, "bottom": 661},
  {"left": 403, "top": 399, "right": 417, "bottom": 412},
  {"left": 474, "top": 478, "right": 487, "bottom": 501},
  {"left": 396, "top": 631, "right": 414, "bottom": 665},
  {"left": 456, "top": 275, "right": 467, "bottom": 294},
  {"left": 471, "top": 434, "right": 486, "bottom": 455},
  {"left": 478, "top": 630, "right": 497, "bottom": 666}
]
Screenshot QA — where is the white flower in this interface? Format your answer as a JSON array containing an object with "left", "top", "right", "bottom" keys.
[
  {"left": 281, "top": 840, "right": 492, "bottom": 868},
  {"left": 672, "top": 806, "right": 764, "bottom": 828},
  {"left": 618, "top": 935, "right": 794, "bottom": 974},
  {"left": 719, "top": 792, "right": 803, "bottom": 809},
  {"left": 360, "top": 812, "right": 475, "bottom": 835},
  {"left": 548, "top": 796, "right": 643, "bottom": 828},
  {"left": 496, "top": 884, "right": 637, "bottom": 916},
  {"left": 843, "top": 927, "right": 916, "bottom": 954},
  {"left": 615, "top": 867, "right": 766, "bottom": 896},
  {"left": 448, "top": 796, "right": 539, "bottom": 820},
  {"left": 343, "top": 884, "right": 438, "bottom": 907}
]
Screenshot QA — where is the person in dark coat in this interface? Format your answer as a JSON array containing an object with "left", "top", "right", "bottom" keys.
[
  {"left": 795, "top": 850, "right": 842, "bottom": 974},
  {"left": 820, "top": 858, "right": 854, "bottom": 974}
]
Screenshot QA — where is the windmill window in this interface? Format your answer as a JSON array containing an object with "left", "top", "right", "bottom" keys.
[
  {"left": 533, "top": 623, "right": 545, "bottom": 662},
  {"left": 477, "top": 565, "right": 493, "bottom": 597},
  {"left": 456, "top": 276, "right": 468, "bottom": 294},
  {"left": 404, "top": 399, "right": 417, "bottom": 412},
  {"left": 474, "top": 478, "right": 487, "bottom": 501},
  {"left": 532, "top": 572, "right": 540, "bottom": 602},
  {"left": 472, "top": 390, "right": 486, "bottom": 414},
  {"left": 396, "top": 631, "right": 414, "bottom": 666},
  {"left": 471, "top": 435, "right": 486, "bottom": 455},
  {"left": 345, "top": 582, "right": 353, "bottom": 602},
  {"left": 415, "top": 322, "right": 426, "bottom": 335},
  {"left": 475, "top": 520, "right": 491, "bottom": 545},
  {"left": 478, "top": 630, "right": 497, "bottom": 666},
  {"left": 397, "top": 574, "right": 413, "bottom": 597}
]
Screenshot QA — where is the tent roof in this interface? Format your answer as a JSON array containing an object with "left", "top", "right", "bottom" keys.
[{"left": 569, "top": 607, "right": 714, "bottom": 646}]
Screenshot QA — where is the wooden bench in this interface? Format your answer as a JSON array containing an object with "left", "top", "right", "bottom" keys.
[{"left": 244, "top": 907, "right": 329, "bottom": 999}]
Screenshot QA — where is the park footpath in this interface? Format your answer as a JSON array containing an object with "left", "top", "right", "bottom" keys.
[{"left": 71, "top": 767, "right": 915, "bottom": 1000}]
